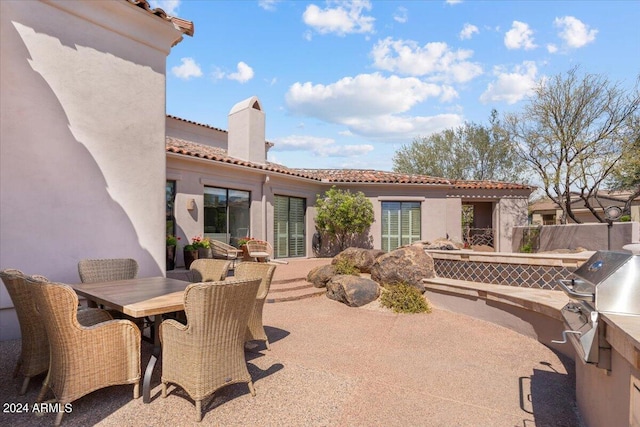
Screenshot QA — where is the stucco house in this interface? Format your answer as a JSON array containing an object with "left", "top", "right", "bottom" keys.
[
  {"left": 165, "top": 95, "right": 533, "bottom": 266},
  {"left": 0, "top": 0, "right": 531, "bottom": 341},
  {"left": 0, "top": 0, "right": 193, "bottom": 340},
  {"left": 529, "top": 191, "right": 640, "bottom": 225}
]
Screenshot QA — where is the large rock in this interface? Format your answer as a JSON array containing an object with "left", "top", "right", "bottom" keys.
[
  {"left": 370, "top": 246, "right": 435, "bottom": 292},
  {"left": 326, "top": 275, "right": 380, "bottom": 307},
  {"left": 306, "top": 264, "right": 336, "bottom": 288},
  {"left": 331, "top": 247, "right": 386, "bottom": 273},
  {"left": 420, "top": 238, "right": 461, "bottom": 251}
]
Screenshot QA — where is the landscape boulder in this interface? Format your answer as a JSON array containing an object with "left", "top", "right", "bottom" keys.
[
  {"left": 331, "top": 247, "right": 386, "bottom": 273},
  {"left": 306, "top": 264, "right": 336, "bottom": 288},
  {"left": 370, "top": 246, "right": 435, "bottom": 292},
  {"left": 326, "top": 275, "right": 380, "bottom": 307},
  {"left": 413, "top": 238, "right": 461, "bottom": 251}
]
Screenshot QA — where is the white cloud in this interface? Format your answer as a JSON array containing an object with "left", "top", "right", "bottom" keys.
[
  {"left": 459, "top": 23, "right": 479, "bottom": 40},
  {"left": 285, "top": 73, "right": 463, "bottom": 140},
  {"left": 343, "top": 114, "right": 463, "bottom": 139},
  {"left": 370, "top": 37, "right": 483, "bottom": 83},
  {"left": 258, "top": 0, "right": 280, "bottom": 11},
  {"left": 554, "top": 16, "right": 598, "bottom": 49},
  {"left": 393, "top": 6, "right": 408, "bottom": 23},
  {"left": 504, "top": 21, "right": 537, "bottom": 50},
  {"left": 214, "top": 62, "right": 254, "bottom": 83},
  {"left": 171, "top": 57, "right": 202, "bottom": 80},
  {"left": 228, "top": 62, "right": 254, "bottom": 83},
  {"left": 148, "top": 0, "right": 180, "bottom": 16},
  {"left": 286, "top": 73, "right": 447, "bottom": 121},
  {"left": 446, "top": 0, "right": 462, "bottom": 4},
  {"left": 303, "top": 0, "right": 375, "bottom": 36},
  {"left": 272, "top": 135, "right": 374, "bottom": 157},
  {"left": 547, "top": 43, "right": 558, "bottom": 53},
  {"left": 480, "top": 61, "right": 538, "bottom": 104}
]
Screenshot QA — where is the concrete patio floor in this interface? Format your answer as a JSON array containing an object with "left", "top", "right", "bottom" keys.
[{"left": 0, "top": 259, "right": 581, "bottom": 426}]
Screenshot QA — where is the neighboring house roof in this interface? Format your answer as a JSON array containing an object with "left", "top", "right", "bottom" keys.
[
  {"left": 127, "top": 0, "right": 194, "bottom": 36},
  {"left": 166, "top": 137, "right": 532, "bottom": 191},
  {"left": 530, "top": 190, "right": 640, "bottom": 212}
]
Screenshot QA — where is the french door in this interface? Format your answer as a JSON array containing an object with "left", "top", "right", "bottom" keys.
[
  {"left": 381, "top": 201, "right": 421, "bottom": 251},
  {"left": 274, "top": 195, "right": 305, "bottom": 258}
]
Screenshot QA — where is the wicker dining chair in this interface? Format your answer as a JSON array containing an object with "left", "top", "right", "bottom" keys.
[
  {"left": 233, "top": 262, "right": 277, "bottom": 350},
  {"left": 209, "top": 240, "right": 242, "bottom": 264},
  {"left": 29, "top": 276, "right": 141, "bottom": 427},
  {"left": 160, "top": 277, "right": 261, "bottom": 422},
  {"left": 0, "top": 269, "right": 112, "bottom": 395},
  {"left": 244, "top": 240, "right": 289, "bottom": 264},
  {"left": 189, "top": 259, "right": 232, "bottom": 282},
  {"left": 77, "top": 258, "right": 139, "bottom": 283},
  {"left": 77, "top": 258, "right": 151, "bottom": 333}
]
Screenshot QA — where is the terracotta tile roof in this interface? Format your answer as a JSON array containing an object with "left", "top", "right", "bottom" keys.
[
  {"left": 451, "top": 180, "right": 532, "bottom": 190},
  {"left": 166, "top": 137, "right": 319, "bottom": 180},
  {"left": 296, "top": 169, "right": 452, "bottom": 185},
  {"left": 166, "top": 115, "right": 275, "bottom": 148},
  {"left": 167, "top": 138, "right": 533, "bottom": 191},
  {"left": 127, "top": 0, "right": 194, "bottom": 36},
  {"left": 167, "top": 115, "right": 227, "bottom": 133}
]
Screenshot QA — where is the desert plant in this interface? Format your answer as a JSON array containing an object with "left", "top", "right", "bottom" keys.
[
  {"left": 380, "top": 283, "right": 432, "bottom": 314},
  {"left": 333, "top": 258, "right": 360, "bottom": 276}
]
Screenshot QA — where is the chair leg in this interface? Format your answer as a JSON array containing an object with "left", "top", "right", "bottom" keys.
[
  {"left": 248, "top": 381, "right": 256, "bottom": 397},
  {"left": 133, "top": 382, "right": 140, "bottom": 399},
  {"left": 195, "top": 400, "right": 202, "bottom": 422},
  {"left": 162, "top": 382, "right": 167, "bottom": 398},
  {"left": 265, "top": 338, "right": 271, "bottom": 351},
  {"left": 19, "top": 376, "right": 30, "bottom": 395},
  {"left": 36, "top": 383, "right": 49, "bottom": 403},
  {"left": 54, "top": 408, "right": 64, "bottom": 427}
]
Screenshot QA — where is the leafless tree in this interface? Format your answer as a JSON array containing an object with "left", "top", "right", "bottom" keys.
[{"left": 506, "top": 66, "right": 640, "bottom": 223}]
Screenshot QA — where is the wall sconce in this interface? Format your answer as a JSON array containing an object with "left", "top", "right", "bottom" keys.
[{"left": 186, "top": 198, "right": 196, "bottom": 211}]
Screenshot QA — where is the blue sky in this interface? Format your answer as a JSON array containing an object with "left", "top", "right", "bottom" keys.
[{"left": 151, "top": 0, "right": 640, "bottom": 172}]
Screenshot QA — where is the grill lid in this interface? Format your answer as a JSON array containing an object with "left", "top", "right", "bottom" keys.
[
  {"left": 573, "top": 251, "right": 633, "bottom": 287},
  {"left": 569, "top": 251, "right": 640, "bottom": 315}
]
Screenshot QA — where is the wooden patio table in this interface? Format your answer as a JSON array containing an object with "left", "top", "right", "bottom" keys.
[{"left": 70, "top": 277, "right": 190, "bottom": 404}]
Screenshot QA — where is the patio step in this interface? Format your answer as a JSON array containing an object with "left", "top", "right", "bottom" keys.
[{"left": 267, "top": 280, "right": 326, "bottom": 303}]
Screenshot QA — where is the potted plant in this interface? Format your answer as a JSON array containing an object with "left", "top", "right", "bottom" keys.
[
  {"left": 166, "top": 235, "right": 180, "bottom": 270},
  {"left": 192, "top": 235, "right": 212, "bottom": 259},
  {"left": 183, "top": 237, "right": 200, "bottom": 269}
]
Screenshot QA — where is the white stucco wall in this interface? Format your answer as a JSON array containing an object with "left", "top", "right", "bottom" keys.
[{"left": 0, "top": 1, "right": 184, "bottom": 340}]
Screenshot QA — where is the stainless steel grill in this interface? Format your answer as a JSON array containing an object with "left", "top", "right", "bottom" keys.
[{"left": 553, "top": 251, "right": 640, "bottom": 370}]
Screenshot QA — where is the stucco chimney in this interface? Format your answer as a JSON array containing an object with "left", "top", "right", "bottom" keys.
[{"left": 227, "top": 96, "right": 266, "bottom": 164}]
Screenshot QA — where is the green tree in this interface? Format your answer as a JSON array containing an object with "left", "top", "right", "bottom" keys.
[
  {"left": 506, "top": 66, "right": 640, "bottom": 223},
  {"left": 607, "top": 113, "right": 640, "bottom": 215},
  {"left": 392, "top": 109, "right": 526, "bottom": 182},
  {"left": 315, "top": 186, "right": 374, "bottom": 251}
]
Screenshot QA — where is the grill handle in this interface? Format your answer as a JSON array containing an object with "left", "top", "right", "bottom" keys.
[
  {"left": 552, "top": 330, "right": 582, "bottom": 344},
  {"left": 557, "top": 279, "right": 594, "bottom": 302}
]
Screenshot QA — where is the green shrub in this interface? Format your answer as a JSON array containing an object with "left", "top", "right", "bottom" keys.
[
  {"left": 520, "top": 243, "right": 533, "bottom": 253},
  {"left": 619, "top": 215, "right": 631, "bottom": 222},
  {"left": 333, "top": 258, "right": 360, "bottom": 276},
  {"left": 380, "top": 283, "right": 432, "bottom": 314}
]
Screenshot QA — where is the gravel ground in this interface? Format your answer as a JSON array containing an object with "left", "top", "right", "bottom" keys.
[{"left": 1, "top": 294, "right": 580, "bottom": 427}]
